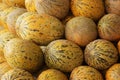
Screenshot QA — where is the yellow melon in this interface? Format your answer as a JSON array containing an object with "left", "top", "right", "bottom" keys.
[
  {"left": 16, "top": 12, "right": 64, "bottom": 45},
  {"left": 25, "top": 0, "right": 36, "bottom": 12},
  {"left": 71, "top": 0, "right": 105, "bottom": 21},
  {"left": 1, "top": 68, "right": 34, "bottom": 80}
]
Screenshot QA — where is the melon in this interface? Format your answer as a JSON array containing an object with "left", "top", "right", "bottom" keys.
[
  {"left": 117, "top": 41, "right": 120, "bottom": 55},
  {"left": 25, "top": 0, "right": 36, "bottom": 12},
  {"left": 71, "top": 0, "right": 105, "bottom": 21},
  {"left": 0, "top": 62, "right": 12, "bottom": 78},
  {"left": 4, "top": 38, "right": 44, "bottom": 72},
  {"left": 45, "top": 39, "right": 83, "bottom": 72},
  {"left": 0, "top": 30, "right": 17, "bottom": 63},
  {"left": 34, "top": 0, "right": 69, "bottom": 19},
  {"left": 2, "top": 0, "right": 25, "bottom": 7},
  {"left": 37, "top": 69, "right": 68, "bottom": 80},
  {"left": 98, "top": 14, "right": 120, "bottom": 41},
  {"left": 65, "top": 16, "right": 97, "bottom": 47},
  {"left": 105, "top": 0, "right": 120, "bottom": 15},
  {"left": 70, "top": 66, "right": 103, "bottom": 80},
  {"left": 0, "top": 7, "right": 18, "bottom": 29},
  {"left": 84, "top": 39, "right": 118, "bottom": 70},
  {"left": 1, "top": 68, "right": 34, "bottom": 80},
  {"left": 15, "top": 12, "right": 64, "bottom": 45},
  {"left": 6, "top": 7, "right": 27, "bottom": 34},
  {"left": 106, "top": 63, "right": 120, "bottom": 80}
]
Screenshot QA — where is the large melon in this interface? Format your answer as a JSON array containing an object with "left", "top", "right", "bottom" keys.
[
  {"left": 84, "top": 39, "right": 118, "bottom": 70},
  {"left": 15, "top": 12, "right": 64, "bottom": 45},
  {"left": 1, "top": 68, "right": 34, "bottom": 80},
  {"left": 6, "top": 7, "right": 27, "bottom": 34},
  {"left": 37, "top": 69, "right": 68, "bottom": 80},
  {"left": 2, "top": 0, "right": 25, "bottom": 7},
  {"left": 65, "top": 16, "right": 97, "bottom": 47},
  {"left": 4, "top": 38, "right": 44, "bottom": 72},
  {"left": 71, "top": 0, "right": 105, "bottom": 21},
  {"left": 70, "top": 66, "right": 103, "bottom": 80},
  {"left": 106, "top": 63, "right": 120, "bottom": 80},
  {"left": 0, "top": 62, "right": 12, "bottom": 78},
  {"left": 105, "top": 0, "right": 120, "bottom": 15},
  {"left": 45, "top": 39, "right": 83, "bottom": 72},
  {"left": 98, "top": 14, "right": 120, "bottom": 41},
  {"left": 34, "top": 0, "right": 69, "bottom": 19}
]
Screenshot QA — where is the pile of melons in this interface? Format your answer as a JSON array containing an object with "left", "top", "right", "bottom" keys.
[{"left": 0, "top": 0, "right": 120, "bottom": 80}]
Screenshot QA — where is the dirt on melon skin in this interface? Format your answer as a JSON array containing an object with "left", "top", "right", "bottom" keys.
[
  {"left": 1, "top": 68, "right": 34, "bottom": 80},
  {"left": 0, "top": 31, "right": 17, "bottom": 63},
  {"left": 0, "top": 7, "right": 19, "bottom": 29},
  {"left": 65, "top": 16, "right": 98, "bottom": 47},
  {"left": 0, "top": 62, "right": 12, "bottom": 78},
  {"left": 106, "top": 64, "right": 120, "bottom": 80},
  {"left": 34, "top": 0, "right": 69, "bottom": 19},
  {"left": 2, "top": 0, "right": 25, "bottom": 8},
  {"left": 98, "top": 14, "right": 120, "bottom": 41},
  {"left": 71, "top": 0, "right": 105, "bottom": 21},
  {"left": 4, "top": 38, "right": 44, "bottom": 73},
  {"left": 6, "top": 8, "right": 27, "bottom": 34},
  {"left": 105, "top": 0, "right": 120, "bottom": 15},
  {"left": 84, "top": 39, "right": 118, "bottom": 70},
  {"left": 45, "top": 40, "right": 83, "bottom": 72},
  {"left": 37, "top": 69, "right": 68, "bottom": 80},
  {"left": 16, "top": 12, "right": 64, "bottom": 46},
  {"left": 70, "top": 66, "right": 103, "bottom": 80},
  {"left": 25, "top": 0, "right": 36, "bottom": 12}
]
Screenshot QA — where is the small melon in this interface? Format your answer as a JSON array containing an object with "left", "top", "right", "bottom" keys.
[
  {"left": 1, "top": 68, "right": 34, "bottom": 80},
  {"left": 34, "top": 0, "right": 69, "bottom": 19},
  {"left": 37, "top": 69, "right": 68, "bottom": 80},
  {"left": 2, "top": 0, "right": 25, "bottom": 7},
  {"left": 106, "top": 63, "right": 120, "bottom": 80},
  {"left": 0, "top": 62, "right": 12, "bottom": 78},
  {"left": 15, "top": 12, "right": 64, "bottom": 45},
  {"left": 84, "top": 39, "right": 118, "bottom": 70},
  {"left": 45, "top": 39, "right": 83, "bottom": 72},
  {"left": 4, "top": 38, "right": 44, "bottom": 72},
  {"left": 65, "top": 16, "right": 97, "bottom": 47},
  {"left": 6, "top": 7, "right": 27, "bottom": 34},
  {"left": 105, "top": 0, "right": 120, "bottom": 15},
  {"left": 71, "top": 0, "right": 105, "bottom": 21},
  {"left": 70, "top": 66, "right": 103, "bottom": 80},
  {"left": 98, "top": 14, "right": 120, "bottom": 41}
]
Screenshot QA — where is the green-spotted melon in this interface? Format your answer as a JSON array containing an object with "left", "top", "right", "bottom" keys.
[
  {"left": 6, "top": 7, "right": 27, "bottom": 34},
  {"left": 0, "top": 62, "right": 12, "bottom": 79},
  {"left": 1, "top": 68, "right": 34, "bottom": 80},
  {"left": 71, "top": 0, "right": 105, "bottom": 21},
  {"left": 65, "top": 16, "right": 97, "bottom": 47},
  {"left": 45, "top": 39, "right": 83, "bottom": 72},
  {"left": 37, "top": 69, "right": 68, "bottom": 80},
  {"left": 105, "top": 0, "right": 120, "bottom": 15},
  {"left": 34, "top": 0, "right": 69, "bottom": 19},
  {"left": 106, "top": 63, "right": 120, "bottom": 80},
  {"left": 15, "top": 12, "right": 64, "bottom": 45},
  {"left": 70, "top": 66, "right": 103, "bottom": 80},
  {"left": 84, "top": 39, "right": 118, "bottom": 70},
  {"left": 4, "top": 38, "right": 44, "bottom": 72},
  {"left": 98, "top": 14, "right": 120, "bottom": 41}
]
